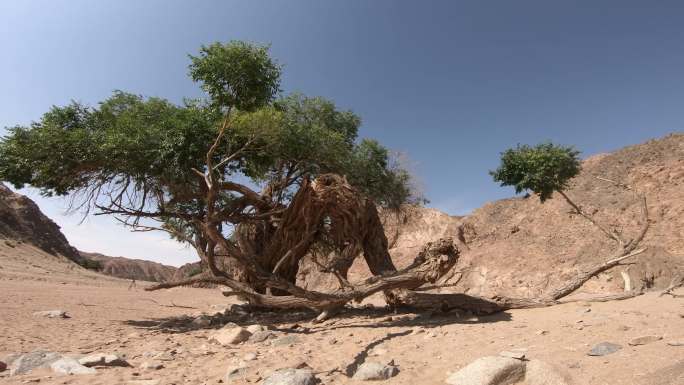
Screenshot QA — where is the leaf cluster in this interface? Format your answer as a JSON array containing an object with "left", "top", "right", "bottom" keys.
[{"left": 490, "top": 142, "right": 581, "bottom": 202}]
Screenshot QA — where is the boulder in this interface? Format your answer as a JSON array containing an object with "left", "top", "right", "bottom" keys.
[
  {"left": 78, "top": 353, "right": 129, "bottom": 367},
  {"left": 352, "top": 362, "right": 400, "bottom": 381},
  {"left": 9, "top": 351, "right": 62, "bottom": 375},
  {"left": 209, "top": 326, "right": 252, "bottom": 345},
  {"left": 525, "top": 360, "right": 570, "bottom": 385},
  {"left": 50, "top": 357, "right": 97, "bottom": 375},
  {"left": 262, "top": 368, "right": 318, "bottom": 385},
  {"left": 445, "top": 356, "right": 525, "bottom": 385}
]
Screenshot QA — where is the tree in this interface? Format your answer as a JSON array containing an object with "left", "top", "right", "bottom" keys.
[
  {"left": 0, "top": 42, "right": 651, "bottom": 319},
  {"left": 0, "top": 41, "right": 447, "bottom": 316}
]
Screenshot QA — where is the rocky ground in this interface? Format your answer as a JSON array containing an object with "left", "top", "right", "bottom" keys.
[{"left": 1, "top": 251, "right": 682, "bottom": 385}]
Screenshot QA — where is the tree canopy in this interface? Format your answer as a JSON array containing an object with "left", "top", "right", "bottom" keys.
[{"left": 490, "top": 142, "right": 581, "bottom": 202}]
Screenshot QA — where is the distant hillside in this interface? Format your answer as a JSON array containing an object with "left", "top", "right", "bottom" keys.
[{"left": 78, "top": 251, "right": 180, "bottom": 283}]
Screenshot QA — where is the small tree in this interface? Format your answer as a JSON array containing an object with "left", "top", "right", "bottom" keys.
[{"left": 489, "top": 142, "right": 581, "bottom": 202}]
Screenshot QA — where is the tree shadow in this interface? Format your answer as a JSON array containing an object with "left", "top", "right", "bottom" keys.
[{"left": 121, "top": 303, "right": 512, "bottom": 334}]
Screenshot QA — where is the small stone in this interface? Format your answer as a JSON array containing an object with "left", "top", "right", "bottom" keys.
[
  {"left": 225, "top": 364, "right": 248, "bottom": 381},
  {"left": 628, "top": 335, "right": 662, "bottom": 346},
  {"left": 210, "top": 326, "right": 252, "bottom": 345},
  {"left": 328, "top": 338, "right": 338, "bottom": 345},
  {"left": 353, "top": 362, "right": 399, "bottom": 381},
  {"left": 250, "top": 331, "right": 276, "bottom": 343},
  {"left": 499, "top": 351, "right": 525, "bottom": 360},
  {"left": 140, "top": 361, "right": 164, "bottom": 370},
  {"left": 666, "top": 340, "right": 684, "bottom": 346},
  {"left": 273, "top": 335, "right": 301, "bottom": 347},
  {"left": 536, "top": 330, "right": 549, "bottom": 336},
  {"left": 50, "top": 357, "right": 96, "bottom": 375},
  {"left": 32, "top": 310, "right": 69, "bottom": 319},
  {"left": 78, "top": 353, "right": 129, "bottom": 367},
  {"left": 246, "top": 324, "right": 269, "bottom": 334},
  {"left": 262, "top": 368, "right": 317, "bottom": 385},
  {"left": 243, "top": 353, "right": 258, "bottom": 361},
  {"left": 127, "top": 380, "right": 161, "bottom": 385},
  {"left": 191, "top": 315, "right": 212, "bottom": 328},
  {"left": 445, "top": 356, "right": 525, "bottom": 385},
  {"left": 588, "top": 342, "right": 622, "bottom": 356},
  {"left": 411, "top": 328, "right": 425, "bottom": 335}
]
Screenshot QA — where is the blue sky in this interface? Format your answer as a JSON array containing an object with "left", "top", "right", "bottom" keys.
[{"left": 1, "top": 1, "right": 683, "bottom": 266}]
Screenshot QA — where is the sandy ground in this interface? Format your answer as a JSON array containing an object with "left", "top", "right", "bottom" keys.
[{"left": 1, "top": 245, "right": 683, "bottom": 385}]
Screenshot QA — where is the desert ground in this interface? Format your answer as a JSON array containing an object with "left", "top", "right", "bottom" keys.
[{"left": 1, "top": 243, "right": 682, "bottom": 385}]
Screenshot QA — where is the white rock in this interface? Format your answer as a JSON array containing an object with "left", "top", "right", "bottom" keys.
[
  {"left": 525, "top": 360, "right": 570, "bottom": 385},
  {"left": 445, "top": 356, "right": 525, "bottom": 385},
  {"left": 246, "top": 324, "right": 269, "bottom": 334},
  {"left": 209, "top": 326, "right": 252, "bottom": 345},
  {"left": 32, "top": 310, "right": 68, "bottom": 318},
  {"left": 78, "top": 353, "right": 129, "bottom": 367},
  {"left": 9, "top": 351, "right": 62, "bottom": 375},
  {"left": 140, "top": 361, "right": 164, "bottom": 370},
  {"left": 243, "top": 352, "right": 258, "bottom": 361},
  {"left": 262, "top": 368, "right": 318, "bottom": 385},
  {"left": 353, "top": 362, "right": 399, "bottom": 381},
  {"left": 50, "top": 357, "right": 96, "bottom": 375}
]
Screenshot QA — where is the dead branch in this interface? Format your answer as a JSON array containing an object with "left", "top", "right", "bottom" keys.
[{"left": 660, "top": 275, "right": 684, "bottom": 297}]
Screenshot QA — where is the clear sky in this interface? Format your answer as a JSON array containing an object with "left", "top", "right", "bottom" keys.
[{"left": 1, "top": 1, "right": 683, "bottom": 266}]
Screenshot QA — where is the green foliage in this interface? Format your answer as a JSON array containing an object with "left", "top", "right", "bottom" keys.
[
  {"left": 0, "top": 40, "right": 421, "bottom": 233},
  {"left": 490, "top": 142, "right": 581, "bottom": 202},
  {"left": 189, "top": 41, "right": 281, "bottom": 111}
]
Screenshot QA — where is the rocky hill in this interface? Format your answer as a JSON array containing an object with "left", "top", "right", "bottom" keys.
[
  {"left": 321, "top": 133, "right": 683, "bottom": 298},
  {"left": 0, "top": 183, "right": 198, "bottom": 283},
  {"left": 0, "top": 183, "right": 84, "bottom": 265},
  {"left": 379, "top": 133, "right": 684, "bottom": 297},
  {"left": 78, "top": 251, "right": 179, "bottom": 283}
]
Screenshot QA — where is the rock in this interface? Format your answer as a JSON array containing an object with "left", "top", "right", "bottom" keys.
[
  {"left": 352, "top": 362, "right": 400, "bottom": 381},
  {"left": 191, "top": 315, "right": 212, "bottom": 328},
  {"left": 209, "top": 326, "right": 252, "bottom": 345},
  {"left": 78, "top": 353, "right": 129, "bottom": 367},
  {"left": 50, "top": 357, "right": 96, "bottom": 375},
  {"left": 251, "top": 331, "right": 276, "bottom": 343},
  {"left": 525, "top": 360, "right": 570, "bottom": 385},
  {"left": 225, "top": 364, "right": 248, "bottom": 382},
  {"left": 535, "top": 330, "right": 549, "bottom": 336},
  {"left": 588, "top": 342, "right": 622, "bottom": 356},
  {"left": 127, "top": 380, "right": 161, "bottom": 385},
  {"left": 9, "top": 351, "right": 62, "bottom": 375},
  {"left": 140, "top": 361, "right": 164, "bottom": 370},
  {"left": 262, "top": 368, "right": 318, "bottom": 385},
  {"left": 243, "top": 352, "right": 258, "bottom": 361},
  {"left": 273, "top": 335, "right": 301, "bottom": 347},
  {"left": 445, "top": 356, "right": 525, "bottom": 385},
  {"left": 628, "top": 335, "right": 663, "bottom": 346},
  {"left": 666, "top": 340, "right": 684, "bottom": 346},
  {"left": 247, "top": 324, "right": 269, "bottom": 334},
  {"left": 498, "top": 351, "right": 525, "bottom": 360},
  {"left": 0, "top": 361, "right": 6, "bottom": 372},
  {"left": 32, "top": 310, "right": 69, "bottom": 319}
]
